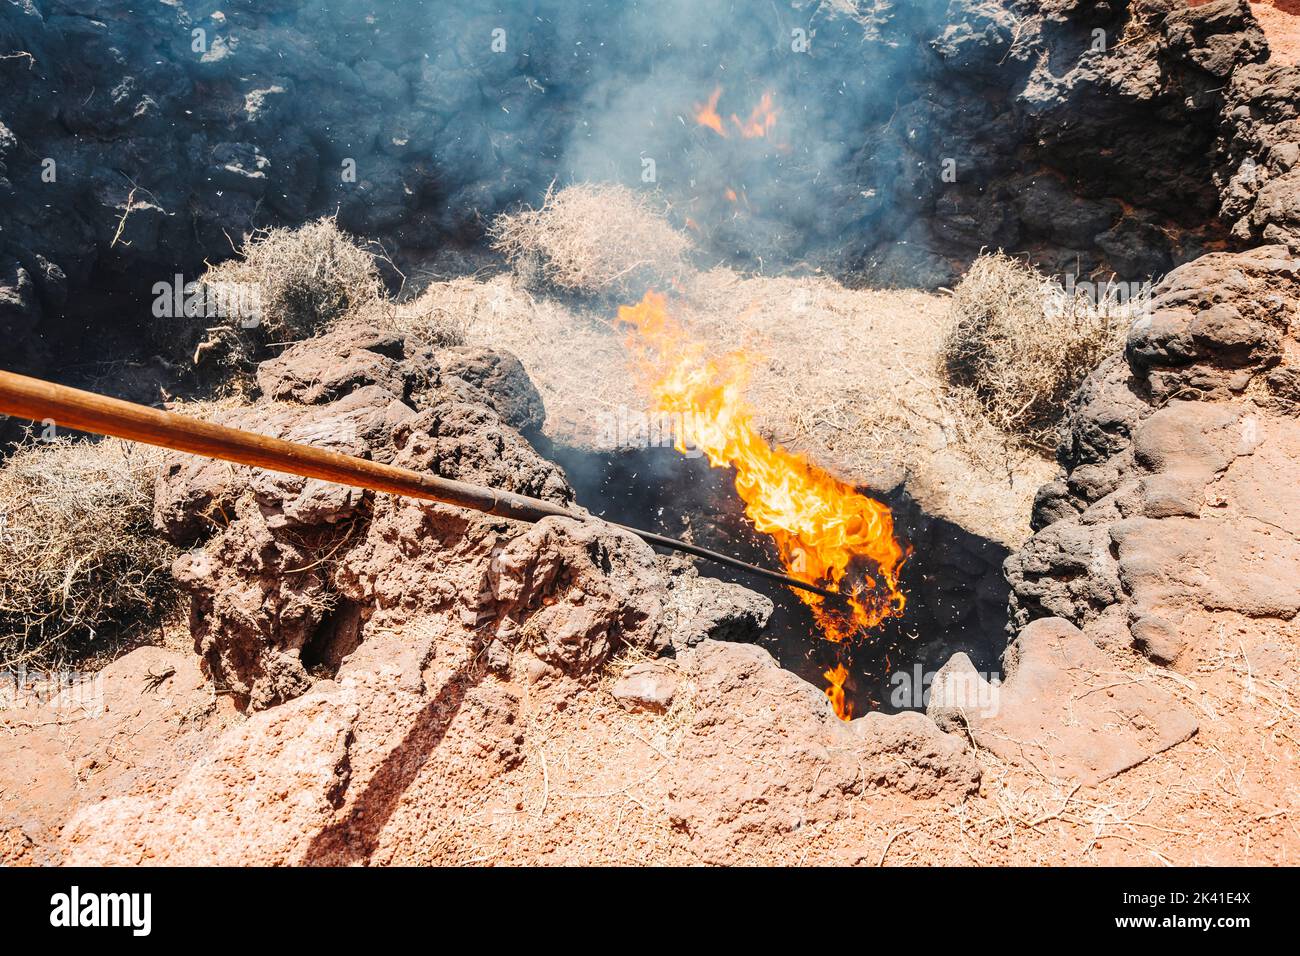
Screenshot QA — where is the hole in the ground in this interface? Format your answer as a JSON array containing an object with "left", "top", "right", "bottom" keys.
[
  {"left": 548, "top": 443, "right": 1010, "bottom": 715},
  {"left": 301, "top": 599, "right": 364, "bottom": 678}
]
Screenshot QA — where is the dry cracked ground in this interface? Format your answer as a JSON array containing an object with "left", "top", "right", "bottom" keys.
[{"left": 1, "top": 241, "right": 1297, "bottom": 867}]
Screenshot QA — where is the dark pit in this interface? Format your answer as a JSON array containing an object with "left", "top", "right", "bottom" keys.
[{"left": 547, "top": 442, "right": 1010, "bottom": 716}]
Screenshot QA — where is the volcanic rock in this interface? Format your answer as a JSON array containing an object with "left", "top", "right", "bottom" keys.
[
  {"left": 483, "top": 517, "right": 673, "bottom": 676},
  {"left": 1219, "top": 60, "right": 1300, "bottom": 246},
  {"left": 154, "top": 383, "right": 408, "bottom": 545},
  {"left": 658, "top": 560, "right": 775, "bottom": 648},
  {"left": 156, "top": 322, "right": 580, "bottom": 708},
  {"left": 666, "top": 641, "right": 979, "bottom": 863},
  {"left": 60, "top": 617, "right": 977, "bottom": 866},
  {"left": 1008, "top": 244, "right": 1300, "bottom": 666},
  {"left": 1129, "top": 615, "right": 1186, "bottom": 665},
  {"left": 0, "top": 645, "right": 224, "bottom": 866},
  {"left": 611, "top": 660, "right": 681, "bottom": 713},
  {"left": 436, "top": 346, "right": 548, "bottom": 436},
  {"left": 256, "top": 325, "right": 411, "bottom": 405},
  {"left": 929, "top": 618, "right": 1198, "bottom": 787},
  {"left": 64, "top": 689, "right": 359, "bottom": 866}
]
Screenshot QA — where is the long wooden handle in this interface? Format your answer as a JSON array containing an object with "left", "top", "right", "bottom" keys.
[
  {"left": 0, "top": 369, "right": 843, "bottom": 602},
  {"left": 0, "top": 369, "right": 576, "bottom": 523}
]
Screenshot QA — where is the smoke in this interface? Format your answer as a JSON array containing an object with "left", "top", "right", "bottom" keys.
[
  {"left": 350, "top": 0, "right": 951, "bottom": 268},
  {"left": 1, "top": 0, "right": 1234, "bottom": 377},
  {"left": 0, "top": 0, "right": 962, "bottom": 389},
  {"left": 549, "top": 0, "right": 949, "bottom": 265}
]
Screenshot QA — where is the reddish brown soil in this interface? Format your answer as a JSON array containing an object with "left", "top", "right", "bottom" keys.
[
  {"left": 0, "top": 641, "right": 238, "bottom": 865},
  {"left": 1253, "top": 0, "right": 1300, "bottom": 64}
]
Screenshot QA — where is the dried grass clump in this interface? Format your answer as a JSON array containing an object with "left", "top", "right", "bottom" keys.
[
  {"left": 181, "top": 218, "right": 382, "bottom": 381},
  {"left": 941, "top": 252, "right": 1131, "bottom": 451},
  {"left": 0, "top": 437, "right": 178, "bottom": 668},
  {"left": 362, "top": 279, "right": 489, "bottom": 348},
  {"left": 490, "top": 183, "right": 692, "bottom": 296}
]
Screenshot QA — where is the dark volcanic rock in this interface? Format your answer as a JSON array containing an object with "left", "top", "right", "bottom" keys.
[
  {"left": 1, "top": 0, "right": 1294, "bottom": 374},
  {"left": 1006, "top": 244, "right": 1300, "bottom": 664}
]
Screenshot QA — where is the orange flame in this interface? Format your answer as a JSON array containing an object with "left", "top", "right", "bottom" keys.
[
  {"left": 618, "top": 291, "right": 908, "bottom": 661},
  {"left": 824, "top": 664, "right": 852, "bottom": 721},
  {"left": 693, "top": 87, "right": 779, "bottom": 140},
  {"left": 731, "top": 91, "right": 778, "bottom": 139},
  {"left": 693, "top": 87, "right": 726, "bottom": 137}
]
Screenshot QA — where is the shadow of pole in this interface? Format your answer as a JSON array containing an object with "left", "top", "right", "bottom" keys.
[{"left": 303, "top": 658, "right": 483, "bottom": 866}]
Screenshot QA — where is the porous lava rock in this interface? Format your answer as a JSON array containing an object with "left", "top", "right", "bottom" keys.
[
  {"left": 155, "top": 322, "right": 775, "bottom": 709},
  {"left": 1005, "top": 245, "right": 1300, "bottom": 665},
  {"left": 664, "top": 640, "right": 980, "bottom": 863}
]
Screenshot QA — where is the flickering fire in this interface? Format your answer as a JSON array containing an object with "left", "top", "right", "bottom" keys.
[
  {"left": 824, "top": 664, "right": 852, "bottom": 721},
  {"left": 732, "top": 91, "right": 778, "bottom": 139},
  {"left": 618, "top": 292, "right": 908, "bottom": 717},
  {"left": 694, "top": 87, "right": 726, "bottom": 137},
  {"left": 693, "top": 87, "right": 779, "bottom": 139}
]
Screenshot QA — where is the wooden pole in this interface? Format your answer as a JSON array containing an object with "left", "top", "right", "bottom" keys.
[{"left": 0, "top": 369, "right": 843, "bottom": 602}]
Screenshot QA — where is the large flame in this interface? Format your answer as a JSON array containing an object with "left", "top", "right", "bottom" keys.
[{"left": 618, "top": 292, "right": 908, "bottom": 710}]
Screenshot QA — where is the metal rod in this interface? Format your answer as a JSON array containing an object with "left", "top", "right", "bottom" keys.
[
  {"left": 611, "top": 524, "right": 839, "bottom": 600},
  {"left": 0, "top": 369, "right": 843, "bottom": 602}
]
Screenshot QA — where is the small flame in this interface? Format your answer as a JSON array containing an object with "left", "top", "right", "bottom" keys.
[
  {"left": 731, "top": 91, "right": 778, "bottom": 139},
  {"left": 824, "top": 664, "right": 852, "bottom": 721},
  {"left": 724, "top": 188, "right": 738, "bottom": 203},
  {"left": 693, "top": 87, "right": 779, "bottom": 140},
  {"left": 694, "top": 86, "right": 726, "bottom": 137},
  {"left": 619, "top": 291, "right": 908, "bottom": 697}
]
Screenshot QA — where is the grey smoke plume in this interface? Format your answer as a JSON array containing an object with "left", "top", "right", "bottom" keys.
[
  {"left": 1, "top": 0, "right": 1237, "bottom": 378},
  {"left": 303, "top": 0, "right": 952, "bottom": 266},
  {"left": 550, "top": 0, "right": 948, "bottom": 265}
]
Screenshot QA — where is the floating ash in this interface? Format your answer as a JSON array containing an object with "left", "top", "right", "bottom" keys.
[{"left": 617, "top": 291, "right": 911, "bottom": 717}]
